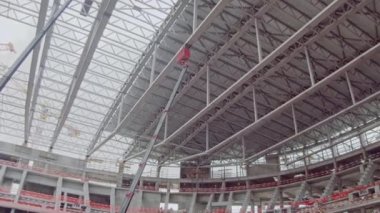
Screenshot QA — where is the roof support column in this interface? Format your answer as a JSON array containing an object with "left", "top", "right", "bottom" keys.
[
  {"left": 118, "top": 95, "right": 125, "bottom": 125},
  {"left": 0, "top": 166, "right": 6, "bottom": 185},
  {"left": 110, "top": 187, "right": 116, "bottom": 213},
  {"left": 304, "top": 47, "right": 315, "bottom": 86},
  {"left": 265, "top": 187, "right": 279, "bottom": 212},
  {"left": 322, "top": 172, "right": 337, "bottom": 197},
  {"left": 255, "top": 18, "right": 263, "bottom": 62},
  {"left": 291, "top": 104, "right": 298, "bottom": 134},
  {"left": 193, "top": 0, "right": 198, "bottom": 32},
  {"left": 188, "top": 192, "right": 197, "bottom": 213},
  {"left": 14, "top": 170, "right": 27, "bottom": 204},
  {"left": 252, "top": 86, "right": 258, "bottom": 122},
  {"left": 225, "top": 192, "right": 233, "bottom": 213},
  {"left": 329, "top": 134, "right": 337, "bottom": 170},
  {"left": 206, "top": 65, "right": 210, "bottom": 150},
  {"left": 359, "top": 132, "right": 368, "bottom": 160},
  {"left": 294, "top": 182, "right": 308, "bottom": 202},
  {"left": 120, "top": 67, "right": 187, "bottom": 212},
  {"left": 164, "top": 187, "right": 170, "bottom": 213},
  {"left": 83, "top": 181, "right": 91, "bottom": 213},
  {"left": 0, "top": 0, "right": 73, "bottom": 92},
  {"left": 54, "top": 177, "right": 63, "bottom": 211},
  {"left": 240, "top": 190, "right": 251, "bottom": 213},
  {"left": 164, "top": 113, "right": 168, "bottom": 139},
  {"left": 345, "top": 71, "right": 356, "bottom": 104},
  {"left": 150, "top": 44, "right": 157, "bottom": 86},
  {"left": 205, "top": 193, "right": 214, "bottom": 212}
]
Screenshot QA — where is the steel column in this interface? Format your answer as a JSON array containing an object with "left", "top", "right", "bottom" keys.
[
  {"left": 193, "top": 0, "right": 198, "bottom": 32},
  {"left": 110, "top": 187, "right": 116, "bottom": 213},
  {"left": 0, "top": 0, "right": 73, "bottom": 92},
  {"left": 253, "top": 86, "right": 258, "bottom": 121},
  {"left": 164, "top": 114, "right": 168, "bottom": 139},
  {"left": 150, "top": 44, "right": 157, "bottom": 86},
  {"left": 55, "top": 177, "right": 63, "bottom": 210},
  {"left": 292, "top": 104, "right": 298, "bottom": 134},
  {"left": 255, "top": 18, "right": 263, "bottom": 62},
  {"left": 345, "top": 71, "right": 356, "bottom": 104},
  {"left": 304, "top": 47, "right": 315, "bottom": 86}
]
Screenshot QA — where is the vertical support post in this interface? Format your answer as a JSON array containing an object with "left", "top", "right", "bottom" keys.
[
  {"left": 255, "top": 18, "right": 263, "bottom": 62},
  {"left": 345, "top": 71, "right": 356, "bottom": 104},
  {"left": 292, "top": 104, "right": 298, "bottom": 134},
  {"left": 329, "top": 135, "right": 337, "bottom": 170},
  {"left": 225, "top": 192, "right": 233, "bottom": 213},
  {"left": 150, "top": 44, "right": 157, "bottom": 86},
  {"left": 193, "top": 0, "right": 198, "bottom": 32},
  {"left": 252, "top": 86, "right": 258, "bottom": 121},
  {"left": 242, "top": 137, "right": 246, "bottom": 161},
  {"left": 14, "top": 170, "right": 27, "bottom": 203},
  {"left": 157, "top": 165, "right": 162, "bottom": 178},
  {"left": 0, "top": 166, "right": 6, "bottom": 185},
  {"left": 83, "top": 181, "right": 90, "bottom": 213},
  {"left": 359, "top": 133, "right": 368, "bottom": 160},
  {"left": 118, "top": 95, "right": 125, "bottom": 124},
  {"left": 206, "top": 65, "right": 210, "bottom": 151},
  {"left": 164, "top": 114, "right": 168, "bottom": 139},
  {"left": 206, "top": 65, "right": 210, "bottom": 105},
  {"left": 0, "top": 0, "right": 73, "bottom": 92},
  {"left": 206, "top": 123, "right": 209, "bottom": 150},
  {"left": 303, "top": 147, "right": 309, "bottom": 178},
  {"left": 55, "top": 177, "right": 63, "bottom": 210},
  {"left": 304, "top": 47, "right": 315, "bottom": 86},
  {"left": 164, "top": 186, "right": 170, "bottom": 213},
  {"left": 188, "top": 192, "right": 197, "bottom": 213},
  {"left": 241, "top": 190, "right": 251, "bottom": 213},
  {"left": 110, "top": 187, "right": 116, "bottom": 213},
  {"left": 205, "top": 193, "right": 214, "bottom": 212}
]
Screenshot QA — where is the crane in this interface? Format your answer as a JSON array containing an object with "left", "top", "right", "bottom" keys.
[{"left": 0, "top": 42, "right": 16, "bottom": 53}]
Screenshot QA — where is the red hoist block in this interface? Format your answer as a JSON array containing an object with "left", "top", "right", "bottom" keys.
[{"left": 177, "top": 47, "right": 191, "bottom": 65}]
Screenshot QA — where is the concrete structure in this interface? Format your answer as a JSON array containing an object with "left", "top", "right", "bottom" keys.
[{"left": 0, "top": 0, "right": 380, "bottom": 212}]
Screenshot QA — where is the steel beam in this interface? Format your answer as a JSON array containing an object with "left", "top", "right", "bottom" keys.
[
  {"left": 88, "top": 0, "right": 232, "bottom": 156},
  {"left": 0, "top": 0, "right": 73, "bottom": 92},
  {"left": 119, "top": 67, "right": 187, "bottom": 212},
  {"left": 24, "top": 0, "right": 49, "bottom": 144},
  {"left": 49, "top": 0, "right": 118, "bottom": 150}
]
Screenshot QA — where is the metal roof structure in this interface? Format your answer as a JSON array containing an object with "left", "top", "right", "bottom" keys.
[{"left": 0, "top": 0, "right": 380, "bottom": 174}]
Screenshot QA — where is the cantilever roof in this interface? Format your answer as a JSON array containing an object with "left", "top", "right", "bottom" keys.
[
  {"left": 0, "top": 0, "right": 180, "bottom": 171},
  {"left": 0, "top": 0, "right": 380, "bottom": 173}
]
